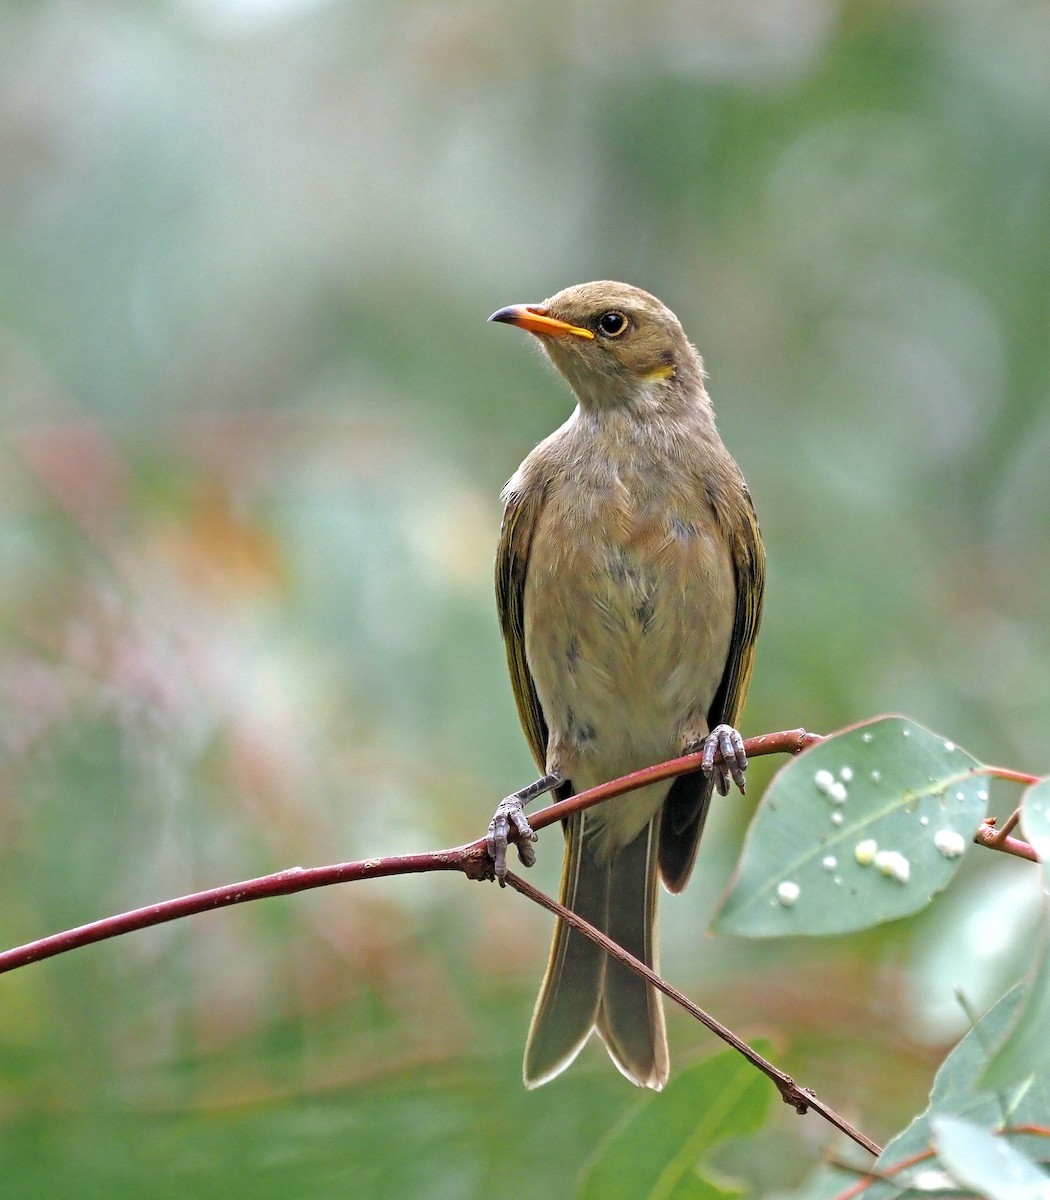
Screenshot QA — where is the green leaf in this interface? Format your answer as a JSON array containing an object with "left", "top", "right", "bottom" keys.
[
  {"left": 576, "top": 1044, "right": 772, "bottom": 1200},
  {"left": 981, "top": 778, "right": 1050, "bottom": 1089},
  {"left": 715, "top": 716, "right": 989, "bottom": 937},
  {"left": 866, "top": 985, "right": 1050, "bottom": 1200},
  {"left": 933, "top": 1116, "right": 1050, "bottom": 1200}
]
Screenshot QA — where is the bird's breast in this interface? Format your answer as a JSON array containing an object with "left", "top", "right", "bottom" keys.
[{"left": 523, "top": 462, "right": 735, "bottom": 778}]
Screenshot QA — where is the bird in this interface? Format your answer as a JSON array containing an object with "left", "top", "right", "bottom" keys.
[{"left": 485, "top": 281, "right": 765, "bottom": 1090}]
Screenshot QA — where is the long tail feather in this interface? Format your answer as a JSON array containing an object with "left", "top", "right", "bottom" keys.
[
  {"left": 596, "top": 819, "right": 667, "bottom": 1089},
  {"left": 524, "top": 811, "right": 608, "bottom": 1088}
]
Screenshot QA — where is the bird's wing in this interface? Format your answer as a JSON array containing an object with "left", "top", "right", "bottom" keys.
[
  {"left": 660, "top": 487, "right": 765, "bottom": 892},
  {"left": 708, "top": 487, "right": 765, "bottom": 734},
  {"left": 495, "top": 480, "right": 550, "bottom": 774}
]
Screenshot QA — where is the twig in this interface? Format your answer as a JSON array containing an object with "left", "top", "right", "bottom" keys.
[
  {"left": 991, "top": 806, "right": 1023, "bottom": 843},
  {"left": 830, "top": 1145, "right": 936, "bottom": 1200},
  {"left": 505, "top": 870, "right": 881, "bottom": 1158},
  {"left": 528, "top": 727, "right": 823, "bottom": 834},
  {"left": 0, "top": 851, "right": 479, "bottom": 976},
  {"left": 0, "top": 728, "right": 820, "bottom": 976},
  {"left": 980, "top": 765, "right": 1041, "bottom": 788},
  {"left": 973, "top": 819, "right": 1039, "bottom": 863},
  {"left": 830, "top": 1123, "right": 1050, "bottom": 1199},
  {"left": 0, "top": 724, "right": 884, "bottom": 1152}
]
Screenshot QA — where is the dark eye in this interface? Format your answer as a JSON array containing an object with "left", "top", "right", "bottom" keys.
[{"left": 596, "top": 310, "right": 629, "bottom": 337}]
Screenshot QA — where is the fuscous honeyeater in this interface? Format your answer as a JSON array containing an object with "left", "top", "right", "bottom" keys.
[{"left": 485, "top": 281, "right": 765, "bottom": 1090}]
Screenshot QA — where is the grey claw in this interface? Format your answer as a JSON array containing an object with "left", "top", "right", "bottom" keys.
[
  {"left": 486, "top": 796, "right": 537, "bottom": 885},
  {"left": 700, "top": 724, "right": 748, "bottom": 795}
]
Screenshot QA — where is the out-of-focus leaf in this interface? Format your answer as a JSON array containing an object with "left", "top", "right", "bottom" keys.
[
  {"left": 932, "top": 1115, "right": 1050, "bottom": 1200},
  {"left": 783, "top": 988, "right": 1050, "bottom": 1200},
  {"left": 863, "top": 985, "right": 1050, "bottom": 1200},
  {"left": 715, "top": 717, "right": 988, "bottom": 937},
  {"left": 981, "top": 778, "right": 1050, "bottom": 1089},
  {"left": 576, "top": 1044, "right": 772, "bottom": 1200}
]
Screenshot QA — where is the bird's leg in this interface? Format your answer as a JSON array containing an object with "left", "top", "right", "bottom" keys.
[
  {"left": 687, "top": 725, "right": 748, "bottom": 797},
  {"left": 486, "top": 770, "right": 565, "bottom": 885}
]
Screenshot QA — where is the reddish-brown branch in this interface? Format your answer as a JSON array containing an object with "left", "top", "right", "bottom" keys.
[
  {"left": 831, "top": 1146, "right": 936, "bottom": 1200},
  {"left": 505, "top": 870, "right": 881, "bottom": 1159},
  {"left": 974, "top": 819, "right": 1039, "bottom": 863},
  {"left": 528, "top": 727, "right": 823, "bottom": 833},
  {"left": 980, "top": 764, "right": 1042, "bottom": 787},
  {"left": 0, "top": 724, "right": 883, "bottom": 1154},
  {"left": 0, "top": 728, "right": 820, "bottom": 976},
  {"left": 0, "top": 850, "right": 481, "bottom": 976},
  {"left": 992, "top": 806, "right": 1023, "bottom": 842},
  {"left": 831, "top": 1123, "right": 1050, "bottom": 1199},
  {"left": 0, "top": 721, "right": 1039, "bottom": 1164},
  {"left": 970, "top": 763, "right": 1048, "bottom": 860}
]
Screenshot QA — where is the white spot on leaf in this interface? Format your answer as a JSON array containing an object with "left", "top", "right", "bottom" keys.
[
  {"left": 875, "top": 850, "right": 910, "bottom": 883},
  {"left": 822, "top": 855, "right": 837, "bottom": 871},
  {"left": 776, "top": 880, "right": 801, "bottom": 907},
  {"left": 839, "top": 766, "right": 853, "bottom": 782},
  {"left": 815, "top": 769, "right": 848, "bottom": 804},
  {"left": 934, "top": 829, "right": 966, "bottom": 859},
  {"left": 854, "top": 839, "right": 878, "bottom": 866}
]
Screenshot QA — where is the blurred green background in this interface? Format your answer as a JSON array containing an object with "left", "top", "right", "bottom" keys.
[{"left": 1, "top": 1, "right": 1048, "bottom": 1195}]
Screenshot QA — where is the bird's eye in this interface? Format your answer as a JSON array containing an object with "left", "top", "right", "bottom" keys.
[{"left": 596, "top": 311, "right": 629, "bottom": 338}]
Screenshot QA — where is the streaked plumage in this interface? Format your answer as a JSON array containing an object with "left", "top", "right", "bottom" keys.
[{"left": 490, "top": 282, "right": 764, "bottom": 1089}]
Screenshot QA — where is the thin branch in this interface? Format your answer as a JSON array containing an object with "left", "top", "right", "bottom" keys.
[
  {"left": 0, "top": 724, "right": 885, "bottom": 1153},
  {"left": 969, "top": 761, "right": 1047, "bottom": 861},
  {"left": 991, "top": 806, "right": 1023, "bottom": 842},
  {"left": 830, "top": 1145, "right": 936, "bottom": 1200},
  {"left": 973, "top": 819, "right": 1039, "bottom": 863},
  {"left": 979, "top": 764, "right": 1042, "bottom": 787},
  {"left": 0, "top": 727, "right": 819, "bottom": 976},
  {"left": 528, "top": 727, "right": 823, "bottom": 834},
  {"left": 0, "top": 850, "right": 480, "bottom": 976},
  {"left": 830, "top": 1124, "right": 1050, "bottom": 1200},
  {"left": 0, "top": 719, "right": 1038, "bottom": 1163},
  {"left": 505, "top": 869, "right": 881, "bottom": 1159}
]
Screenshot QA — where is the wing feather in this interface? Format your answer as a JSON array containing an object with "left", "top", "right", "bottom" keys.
[
  {"left": 495, "top": 481, "right": 550, "bottom": 773},
  {"left": 659, "top": 485, "right": 765, "bottom": 891}
]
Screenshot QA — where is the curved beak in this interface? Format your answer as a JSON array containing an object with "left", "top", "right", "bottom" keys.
[{"left": 488, "top": 304, "right": 594, "bottom": 340}]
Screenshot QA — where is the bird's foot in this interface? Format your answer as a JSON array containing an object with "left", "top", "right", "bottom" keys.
[
  {"left": 485, "top": 770, "right": 564, "bottom": 885},
  {"left": 691, "top": 724, "right": 748, "bottom": 797}
]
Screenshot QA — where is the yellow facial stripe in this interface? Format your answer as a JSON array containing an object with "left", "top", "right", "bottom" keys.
[{"left": 640, "top": 363, "right": 676, "bottom": 382}]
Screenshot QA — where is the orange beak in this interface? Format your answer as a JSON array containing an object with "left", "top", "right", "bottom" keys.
[{"left": 488, "top": 304, "right": 594, "bottom": 340}]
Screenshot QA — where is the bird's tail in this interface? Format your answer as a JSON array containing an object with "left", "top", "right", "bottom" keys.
[{"left": 523, "top": 811, "right": 667, "bottom": 1090}]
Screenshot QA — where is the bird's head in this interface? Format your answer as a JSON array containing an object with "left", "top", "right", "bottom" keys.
[{"left": 489, "top": 281, "right": 702, "bottom": 412}]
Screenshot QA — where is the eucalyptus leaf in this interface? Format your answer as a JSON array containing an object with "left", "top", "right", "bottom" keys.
[
  {"left": 981, "top": 778, "right": 1050, "bottom": 1089},
  {"left": 865, "top": 985, "right": 1050, "bottom": 1200},
  {"left": 932, "top": 1115, "right": 1050, "bottom": 1200},
  {"left": 715, "top": 716, "right": 989, "bottom": 937},
  {"left": 576, "top": 1044, "right": 771, "bottom": 1200}
]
